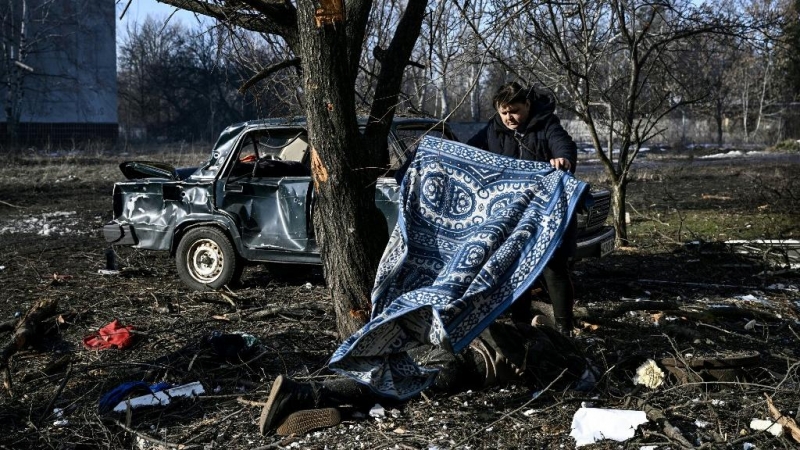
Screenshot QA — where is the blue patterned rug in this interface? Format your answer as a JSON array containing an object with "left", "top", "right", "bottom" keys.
[{"left": 329, "top": 137, "right": 589, "bottom": 399}]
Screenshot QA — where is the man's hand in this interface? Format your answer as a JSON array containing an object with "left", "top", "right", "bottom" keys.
[{"left": 549, "top": 158, "right": 571, "bottom": 171}]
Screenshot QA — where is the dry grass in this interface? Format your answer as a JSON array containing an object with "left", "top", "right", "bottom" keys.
[{"left": 0, "top": 148, "right": 798, "bottom": 449}]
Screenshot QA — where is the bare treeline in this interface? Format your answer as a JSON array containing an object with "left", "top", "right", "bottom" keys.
[{"left": 119, "top": 0, "right": 798, "bottom": 148}]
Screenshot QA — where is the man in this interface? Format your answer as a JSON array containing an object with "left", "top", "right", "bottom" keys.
[
  {"left": 467, "top": 82, "right": 579, "bottom": 335},
  {"left": 259, "top": 319, "right": 590, "bottom": 436}
]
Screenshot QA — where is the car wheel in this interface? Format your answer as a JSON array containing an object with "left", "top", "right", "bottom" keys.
[{"left": 176, "top": 227, "right": 241, "bottom": 290}]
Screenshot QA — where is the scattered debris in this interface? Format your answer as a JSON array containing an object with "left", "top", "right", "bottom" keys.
[
  {"left": 569, "top": 407, "right": 648, "bottom": 447},
  {"left": 749, "top": 418, "right": 783, "bottom": 437},
  {"left": 112, "top": 381, "right": 205, "bottom": 412},
  {"left": 99, "top": 381, "right": 172, "bottom": 414},
  {"left": 725, "top": 239, "right": 800, "bottom": 268},
  {"left": 633, "top": 359, "right": 665, "bottom": 389},
  {"left": 1, "top": 298, "right": 59, "bottom": 374},
  {"left": 82, "top": 319, "right": 136, "bottom": 350},
  {"left": 369, "top": 404, "right": 385, "bottom": 418},
  {"left": 764, "top": 394, "right": 800, "bottom": 443},
  {"left": 660, "top": 351, "right": 760, "bottom": 384},
  {"left": 207, "top": 331, "right": 260, "bottom": 360},
  {"left": 96, "top": 269, "right": 120, "bottom": 276}
]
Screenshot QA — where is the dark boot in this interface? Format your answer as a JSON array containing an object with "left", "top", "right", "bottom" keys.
[
  {"left": 555, "top": 316, "right": 574, "bottom": 337},
  {"left": 259, "top": 375, "right": 319, "bottom": 435}
]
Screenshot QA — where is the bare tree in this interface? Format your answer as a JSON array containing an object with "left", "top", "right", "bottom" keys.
[
  {"left": 152, "top": 0, "right": 428, "bottom": 337},
  {"left": 118, "top": 17, "right": 279, "bottom": 142},
  {"left": 469, "top": 0, "right": 752, "bottom": 245},
  {"left": 734, "top": 0, "right": 787, "bottom": 144}
]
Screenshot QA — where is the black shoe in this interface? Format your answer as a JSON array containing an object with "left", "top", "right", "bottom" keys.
[
  {"left": 259, "top": 375, "right": 318, "bottom": 435},
  {"left": 555, "top": 317, "right": 574, "bottom": 337}
]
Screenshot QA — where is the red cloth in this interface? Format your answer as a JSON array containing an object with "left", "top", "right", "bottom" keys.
[{"left": 83, "top": 319, "right": 135, "bottom": 350}]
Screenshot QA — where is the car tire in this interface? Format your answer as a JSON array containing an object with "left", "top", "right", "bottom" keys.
[{"left": 176, "top": 227, "right": 241, "bottom": 290}]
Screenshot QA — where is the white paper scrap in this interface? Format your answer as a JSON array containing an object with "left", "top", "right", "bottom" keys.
[
  {"left": 570, "top": 407, "right": 648, "bottom": 447},
  {"left": 113, "top": 381, "right": 205, "bottom": 412},
  {"left": 749, "top": 418, "right": 783, "bottom": 437}
]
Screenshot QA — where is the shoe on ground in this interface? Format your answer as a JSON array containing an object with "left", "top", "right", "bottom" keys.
[
  {"left": 258, "top": 375, "right": 317, "bottom": 435},
  {"left": 276, "top": 407, "right": 341, "bottom": 435}
]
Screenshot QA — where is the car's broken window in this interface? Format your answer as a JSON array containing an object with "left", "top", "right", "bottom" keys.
[{"left": 390, "top": 123, "right": 456, "bottom": 170}]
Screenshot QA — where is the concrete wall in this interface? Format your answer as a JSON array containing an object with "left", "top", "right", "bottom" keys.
[{"left": 0, "top": 0, "right": 117, "bottom": 146}]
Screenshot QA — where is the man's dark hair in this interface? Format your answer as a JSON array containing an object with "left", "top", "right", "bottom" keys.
[{"left": 493, "top": 82, "right": 528, "bottom": 109}]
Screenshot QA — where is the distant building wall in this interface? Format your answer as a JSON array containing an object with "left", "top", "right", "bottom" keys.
[{"left": 0, "top": 0, "right": 117, "bottom": 148}]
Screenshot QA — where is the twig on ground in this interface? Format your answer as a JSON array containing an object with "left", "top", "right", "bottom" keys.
[
  {"left": 38, "top": 365, "right": 72, "bottom": 426},
  {"left": 764, "top": 393, "right": 800, "bottom": 443},
  {"left": 0, "top": 199, "right": 23, "bottom": 209},
  {"left": 641, "top": 402, "right": 695, "bottom": 449},
  {"left": 109, "top": 417, "right": 203, "bottom": 449},
  {"left": 451, "top": 369, "right": 568, "bottom": 447},
  {"left": 213, "top": 302, "right": 323, "bottom": 322},
  {"left": 237, "top": 397, "right": 266, "bottom": 407},
  {"left": 696, "top": 322, "right": 766, "bottom": 344}
]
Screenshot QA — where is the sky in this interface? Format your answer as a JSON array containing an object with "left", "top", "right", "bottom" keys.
[{"left": 115, "top": 0, "right": 199, "bottom": 43}]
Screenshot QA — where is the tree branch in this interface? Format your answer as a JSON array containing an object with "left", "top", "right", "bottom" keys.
[
  {"left": 238, "top": 57, "right": 301, "bottom": 93},
  {"left": 156, "top": 0, "right": 299, "bottom": 49}
]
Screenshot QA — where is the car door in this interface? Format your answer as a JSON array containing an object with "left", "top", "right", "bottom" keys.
[{"left": 219, "top": 128, "right": 314, "bottom": 252}]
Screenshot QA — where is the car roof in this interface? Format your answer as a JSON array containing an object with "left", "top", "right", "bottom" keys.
[{"left": 225, "top": 116, "right": 449, "bottom": 132}]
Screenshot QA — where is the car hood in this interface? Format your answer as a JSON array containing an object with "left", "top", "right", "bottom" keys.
[{"left": 120, "top": 161, "right": 196, "bottom": 181}]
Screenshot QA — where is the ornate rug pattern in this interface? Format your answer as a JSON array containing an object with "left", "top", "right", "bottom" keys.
[{"left": 329, "top": 137, "right": 589, "bottom": 399}]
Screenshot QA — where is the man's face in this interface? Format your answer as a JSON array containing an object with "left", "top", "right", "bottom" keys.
[{"left": 497, "top": 100, "right": 530, "bottom": 130}]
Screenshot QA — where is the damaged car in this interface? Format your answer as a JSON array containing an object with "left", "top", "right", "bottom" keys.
[{"left": 103, "top": 118, "right": 615, "bottom": 290}]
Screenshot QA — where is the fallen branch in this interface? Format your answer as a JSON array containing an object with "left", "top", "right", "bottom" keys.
[
  {"left": 641, "top": 402, "right": 695, "bottom": 449},
  {"left": 764, "top": 393, "right": 800, "bottom": 443},
  {"left": 0, "top": 299, "right": 59, "bottom": 371}
]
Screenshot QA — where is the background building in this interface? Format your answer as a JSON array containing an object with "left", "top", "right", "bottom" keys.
[{"left": 0, "top": 0, "right": 117, "bottom": 148}]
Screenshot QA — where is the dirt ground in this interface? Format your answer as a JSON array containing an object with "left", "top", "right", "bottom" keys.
[{"left": 0, "top": 149, "right": 799, "bottom": 449}]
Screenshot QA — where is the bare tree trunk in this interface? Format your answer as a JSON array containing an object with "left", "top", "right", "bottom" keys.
[
  {"left": 714, "top": 96, "right": 724, "bottom": 147},
  {"left": 610, "top": 181, "right": 628, "bottom": 246},
  {"left": 296, "top": 1, "right": 387, "bottom": 338}
]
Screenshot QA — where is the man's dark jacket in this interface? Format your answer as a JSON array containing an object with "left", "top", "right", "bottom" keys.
[{"left": 467, "top": 90, "right": 577, "bottom": 172}]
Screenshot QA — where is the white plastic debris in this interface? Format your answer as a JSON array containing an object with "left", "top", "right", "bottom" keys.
[
  {"left": 569, "top": 407, "right": 648, "bottom": 447},
  {"left": 97, "top": 269, "right": 120, "bottom": 276},
  {"left": 744, "top": 319, "right": 757, "bottom": 330},
  {"left": 113, "top": 381, "right": 205, "bottom": 412},
  {"left": 304, "top": 282, "right": 313, "bottom": 290},
  {"left": 695, "top": 419, "right": 710, "bottom": 429},
  {"left": 633, "top": 359, "right": 665, "bottom": 389},
  {"left": 749, "top": 418, "right": 783, "bottom": 437},
  {"left": 369, "top": 403, "right": 385, "bottom": 418},
  {"left": 53, "top": 419, "right": 69, "bottom": 427}
]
